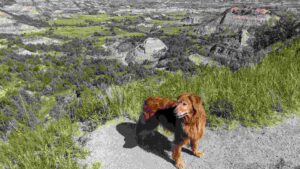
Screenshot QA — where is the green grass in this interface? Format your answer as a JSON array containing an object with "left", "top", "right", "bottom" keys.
[
  {"left": 52, "top": 26, "right": 111, "bottom": 38},
  {"left": 21, "top": 29, "right": 49, "bottom": 38},
  {"left": 91, "top": 162, "right": 101, "bottom": 169},
  {"left": 159, "top": 24, "right": 192, "bottom": 36},
  {"left": 0, "top": 118, "right": 87, "bottom": 169},
  {"left": 0, "top": 64, "right": 23, "bottom": 99},
  {"left": 0, "top": 51, "right": 88, "bottom": 168},
  {"left": 152, "top": 19, "right": 178, "bottom": 25},
  {"left": 166, "top": 11, "right": 187, "bottom": 20},
  {"left": 49, "top": 18, "right": 87, "bottom": 26},
  {"left": 161, "top": 26, "right": 182, "bottom": 35},
  {"left": 82, "top": 37, "right": 300, "bottom": 128},
  {"left": 71, "top": 87, "right": 123, "bottom": 122},
  {"left": 48, "top": 14, "right": 138, "bottom": 26},
  {"left": 38, "top": 95, "right": 56, "bottom": 119},
  {"left": 0, "top": 38, "right": 7, "bottom": 49},
  {"left": 113, "top": 28, "right": 145, "bottom": 38},
  {"left": 151, "top": 19, "right": 185, "bottom": 35},
  {"left": 79, "top": 14, "right": 138, "bottom": 22},
  {"left": 51, "top": 25, "right": 144, "bottom": 40}
]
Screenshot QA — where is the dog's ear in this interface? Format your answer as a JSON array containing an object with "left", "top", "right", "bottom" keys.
[{"left": 188, "top": 94, "right": 205, "bottom": 116}]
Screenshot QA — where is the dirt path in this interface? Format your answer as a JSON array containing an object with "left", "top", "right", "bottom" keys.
[{"left": 78, "top": 116, "right": 300, "bottom": 169}]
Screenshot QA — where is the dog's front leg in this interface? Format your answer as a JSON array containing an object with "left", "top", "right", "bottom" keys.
[
  {"left": 172, "top": 139, "right": 189, "bottom": 169},
  {"left": 191, "top": 139, "right": 204, "bottom": 157}
]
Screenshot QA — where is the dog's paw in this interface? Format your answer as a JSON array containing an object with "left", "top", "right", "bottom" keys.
[
  {"left": 193, "top": 150, "right": 204, "bottom": 157},
  {"left": 175, "top": 160, "right": 185, "bottom": 169}
]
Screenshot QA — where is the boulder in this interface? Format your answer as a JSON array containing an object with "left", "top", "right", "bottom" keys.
[{"left": 126, "top": 37, "right": 168, "bottom": 66}]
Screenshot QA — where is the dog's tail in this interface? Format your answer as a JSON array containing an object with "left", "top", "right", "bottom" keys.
[
  {"left": 136, "top": 97, "right": 177, "bottom": 138},
  {"left": 142, "top": 97, "right": 177, "bottom": 121}
]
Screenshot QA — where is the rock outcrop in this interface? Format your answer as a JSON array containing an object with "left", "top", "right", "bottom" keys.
[
  {"left": 195, "top": 6, "right": 300, "bottom": 69},
  {"left": 102, "top": 37, "right": 168, "bottom": 67},
  {"left": 126, "top": 38, "right": 168, "bottom": 66},
  {"left": 0, "top": 11, "right": 39, "bottom": 34}
]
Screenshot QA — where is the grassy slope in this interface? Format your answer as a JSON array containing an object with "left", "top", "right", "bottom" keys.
[
  {"left": 0, "top": 13, "right": 146, "bottom": 168},
  {"left": 0, "top": 11, "right": 299, "bottom": 168}
]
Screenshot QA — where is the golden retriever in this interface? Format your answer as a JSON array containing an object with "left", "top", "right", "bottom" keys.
[{"left": 136, "top": 93, "right": 206, "bottom": 169}]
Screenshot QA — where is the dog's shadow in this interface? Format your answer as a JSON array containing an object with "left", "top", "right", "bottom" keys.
[{"left": 116, "top": 122, "right": 194, "bottom": 165}]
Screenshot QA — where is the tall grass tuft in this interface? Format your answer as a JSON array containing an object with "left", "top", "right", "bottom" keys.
[{"left": 0, "top": 118, "right": 87, "bottom": 169}]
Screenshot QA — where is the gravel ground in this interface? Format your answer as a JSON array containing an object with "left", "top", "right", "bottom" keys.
[{"left": 78, "top": 115, "right": 300, "bottom": 169}]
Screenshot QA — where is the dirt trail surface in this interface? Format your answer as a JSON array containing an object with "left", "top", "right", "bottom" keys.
[{"left": 78, "top": 116, "right": 300, "bottom": 169}]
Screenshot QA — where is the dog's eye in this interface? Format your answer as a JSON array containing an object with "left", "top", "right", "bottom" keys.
[{"left": 183, "top": 102, "right": 187, "bottom": 106}]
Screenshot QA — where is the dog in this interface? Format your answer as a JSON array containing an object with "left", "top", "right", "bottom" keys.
[{"left": 136, "top": 93, "right": 206, "bottom": 169}]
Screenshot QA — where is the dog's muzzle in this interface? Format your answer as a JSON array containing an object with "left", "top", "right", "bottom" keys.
[{"left": 175, "top": 112, "right": 188, "bottom": 118}]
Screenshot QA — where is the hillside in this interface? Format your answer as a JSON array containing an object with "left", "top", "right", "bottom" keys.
[{"left": 0, "top": 0, "right": 300, "bottom": 168}]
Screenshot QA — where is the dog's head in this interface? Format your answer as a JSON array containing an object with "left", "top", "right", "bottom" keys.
[{"left": 174, "top": 93, "right": 204, "bottom": 120}]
